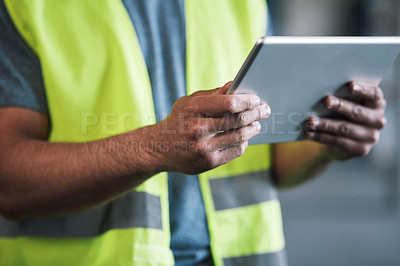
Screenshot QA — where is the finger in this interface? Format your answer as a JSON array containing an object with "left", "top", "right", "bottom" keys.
[
  {"left": 307, "top": 117, "right": 380, "bottom": 143},
  {"left": 217, "top": 81, "right": 233, "bottom": 94},
  {"left": 207, "top": 104, "right": 270, "bottom": 132},
  {"left": 190, "top": 87, "right": 221, "bottom": 97},
  {"left": 185, "top": 94, "right": 261, "bottom": 116},
  {"left": 349, "top": 82, "right": 386, "bottom": 108},
  {"left": 307, "top": 132, "right": 372, "bottom": 157},
  {"left": 209, "top": 121, "right": 261, "bottom": 150},
  {"left": 198, "top": 142, "right": 249, "bottom": 170},
  {"left": 217, "top": 142, "right": 249, "bottom": 165},
  {"left": 191, "top": 132, "right": 250, "bottom": 170},
  {"left": 190, "top": 82, "right": 233, "bottom": 97},
  {"left": 324, "top": 95, "right": 386, "bottom": 129}
]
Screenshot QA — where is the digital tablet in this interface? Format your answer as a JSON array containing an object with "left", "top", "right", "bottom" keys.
[{"left": 227, "top": 36, "right": 400, "bottom": 145}]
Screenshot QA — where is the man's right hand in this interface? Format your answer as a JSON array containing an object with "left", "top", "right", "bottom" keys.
[
  {"left": 153, "top": 82, "right": 271, "bottom": 174},
  {"left": 0, "top": 82, "right": 270, "bottom": 217}
]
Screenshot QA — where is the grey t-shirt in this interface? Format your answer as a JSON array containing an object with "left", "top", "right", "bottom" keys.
[{"left": 0, "top": 0, "right": 47, "bottom": 113}]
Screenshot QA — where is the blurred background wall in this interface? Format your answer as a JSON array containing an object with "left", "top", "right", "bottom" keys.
[{"left": 267, "top": 0, "right": 400, "bottom": 265}]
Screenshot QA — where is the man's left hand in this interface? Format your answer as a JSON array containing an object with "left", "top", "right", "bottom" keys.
[{"left": 306, "top": 81, "right": 387, "bottom": 160}]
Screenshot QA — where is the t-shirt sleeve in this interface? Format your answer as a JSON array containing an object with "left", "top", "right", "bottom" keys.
[
  {"left": 0, "top": 1, "right": 48, "bottom": 114},
  {"left": 266, "top": 2, "right": 274, "bottom": 36}
]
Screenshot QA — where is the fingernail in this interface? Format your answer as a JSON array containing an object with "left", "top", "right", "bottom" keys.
[
  {"left": 379, "top": 117, "right": 387, "bottom": 128},
  {"left": 308, "top": 118, "right": 320, "bottom": 127},
  {"left": 255, "top": 121, "right": 261, "bottom": 130},
  {"left": 327, "top": 97, "right": 340, "bottom": 109},
  {"left": 250, "top": 95, "right": 261, "bottom": 106},
  {"left": 307, "top": 132, "right": 316, "bottom": 138},
  {"left": 261, "top": 104, "right": 271, "bottom": 118},
  {"left": 352, "top": 83, "right": 363, "bottom": 92}
]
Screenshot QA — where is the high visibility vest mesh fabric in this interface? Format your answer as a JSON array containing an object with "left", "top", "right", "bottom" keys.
[{"left": 0, "top": 0, "right": 285, "bottom": 265}]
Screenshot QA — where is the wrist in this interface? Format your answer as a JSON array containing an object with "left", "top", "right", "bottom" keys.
[
  {"left": 272, "top": 141, "right": 333, "bottom": 188},
  {"left": 123, "top": 123, "right": 169, "bottom": 175},
  {"left": 320, "top": 144, "right": 350, "bottom": 161}
]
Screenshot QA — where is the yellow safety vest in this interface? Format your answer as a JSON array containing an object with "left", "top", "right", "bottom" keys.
[{"left": 0, "top": 0, "right": 286, "bottom": 265}]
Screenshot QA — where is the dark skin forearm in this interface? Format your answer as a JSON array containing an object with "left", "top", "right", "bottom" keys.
[{"left": 0, "top": 109, "right": 164, "bottom": 218}]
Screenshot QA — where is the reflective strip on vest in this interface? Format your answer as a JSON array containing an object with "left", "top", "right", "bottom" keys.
[
  {"left": 0, "top": 191, "right": 162, "bottom": 238},
  {"left": 223, "top": 249, "right": 288, "bottom": 266},
  {"left": 209, "top": 170, "right": 278, "bottom": 211}
]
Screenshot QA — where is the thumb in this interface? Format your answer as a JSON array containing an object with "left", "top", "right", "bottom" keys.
[
  {"left": 216, "top": 81, "right": 233, "bottom": 95},
  {"left": 190, "top": 81, "right": 233, "bottom": 96}
]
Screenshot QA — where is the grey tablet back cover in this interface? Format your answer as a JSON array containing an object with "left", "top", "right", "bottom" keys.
[{"left": 228, "top": 36, "right": 400, "bottom": 145}]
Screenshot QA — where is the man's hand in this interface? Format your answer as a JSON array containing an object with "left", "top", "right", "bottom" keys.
[
  {"left": 154, "top": 82, "right": 271, "bottom": 174},
  {"left": 306, "top": 81, "right": 387, "bottom": 160},
  {"left": 0, "top": 82, "right": 269, "bottom": 218}
]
